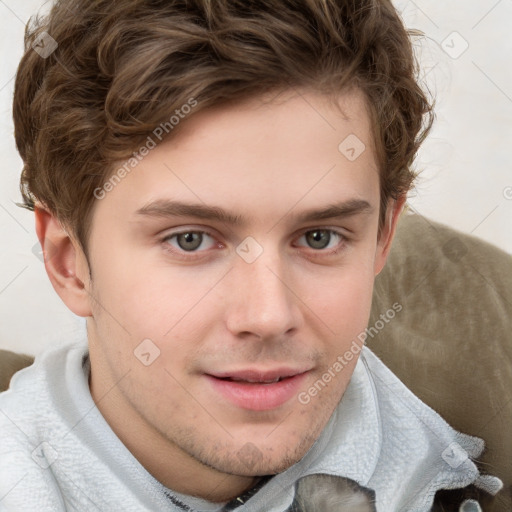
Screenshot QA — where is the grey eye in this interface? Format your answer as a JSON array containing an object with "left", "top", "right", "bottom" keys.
[
  {"left": 305, "top": 230, "right": 332, "bottom": 249},
  {"left": 164, "top": 230, "right": 217, "bottom": 254},
  {"left": 176, "top": 232, "right": 204, "bottom": 251}
]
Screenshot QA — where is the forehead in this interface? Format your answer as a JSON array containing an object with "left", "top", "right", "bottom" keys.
[{"left": 92, "top": 87, "right": 380, "bottom": 226}]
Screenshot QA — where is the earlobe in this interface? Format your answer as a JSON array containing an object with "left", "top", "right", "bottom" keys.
[
  {"left": 373, "top": 195, "right": 407, "bottom": 276},
  {"left": 35, "top": 207, "right": 92, "bottom": 317}
]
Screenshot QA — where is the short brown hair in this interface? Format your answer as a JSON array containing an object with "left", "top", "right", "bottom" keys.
[{"left": 14, "top": 0, "right": 433, "bottom": 251}]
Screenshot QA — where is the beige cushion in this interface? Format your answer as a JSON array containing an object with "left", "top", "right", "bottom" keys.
[
  {"left": 369, "top": 213, "right": 512, "bottom": 510},
  {"left": 0, "top": 350, "right": 33, "bottom": 392}
]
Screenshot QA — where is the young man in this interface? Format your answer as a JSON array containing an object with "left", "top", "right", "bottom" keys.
[{"left": 0, "top": 0, "right": 503, "bottom": 510}]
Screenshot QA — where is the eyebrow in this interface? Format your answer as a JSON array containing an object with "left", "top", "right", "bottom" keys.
[
  {"left": 135, "top": 198, "right": 374, "bottom": 226},
  {"left": 295, "top": 199, "right": 374, "bottom": 223}
]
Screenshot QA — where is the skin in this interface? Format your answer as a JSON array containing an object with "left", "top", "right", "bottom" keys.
[{"left": 36, "top": 87, "right": 405, "bottom": 503}]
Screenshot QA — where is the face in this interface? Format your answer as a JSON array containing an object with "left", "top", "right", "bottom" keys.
[{"left": 53, "top": 88, "right": 401, "bottom": 500}]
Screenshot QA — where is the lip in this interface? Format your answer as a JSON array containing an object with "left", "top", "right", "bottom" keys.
[{"left": 205, "top": 367, "right": 310, "bottom": 411}]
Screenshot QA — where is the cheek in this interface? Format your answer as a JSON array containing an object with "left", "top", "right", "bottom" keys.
[
  {"left": 90, "top": 249, "right": 201, "bottom": 327},
  {"left": 89, "top": 258, "right": 222, "bottom": 373},
  {"left": 305, "top": 260, "right": 376, "bottom": 341},
  {"left": 126, "top": 273, "right": 223, "bottom": 340}
]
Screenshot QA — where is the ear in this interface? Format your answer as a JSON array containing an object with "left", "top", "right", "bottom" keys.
[
  {"left": 35, "top": 207, "right": 92, "bottom": 317},
  {"left": 373, "top": 195, "right": 406, "bottom": 276}
]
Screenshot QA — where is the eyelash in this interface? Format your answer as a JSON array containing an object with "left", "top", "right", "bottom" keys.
[{"left": 160, "top": 227, "right": 348, "bottom": 260}]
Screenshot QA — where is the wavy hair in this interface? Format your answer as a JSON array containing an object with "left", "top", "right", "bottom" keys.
[{"left": 14, "top": 0, "right": 434, "bottom": 250}]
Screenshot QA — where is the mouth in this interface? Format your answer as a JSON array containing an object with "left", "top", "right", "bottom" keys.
[
  {"left": 220, "top": 376, "right": 283, "bottom": 383},
  {"left": 205, "top": 368, "right": 310, "bottom": 411}
]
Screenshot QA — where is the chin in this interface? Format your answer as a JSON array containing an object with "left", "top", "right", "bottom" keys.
[{"left": 217, "top": 431, "right": 320, "bottom": 477}]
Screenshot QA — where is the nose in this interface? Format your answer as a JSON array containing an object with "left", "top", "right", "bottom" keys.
[{"left": 224, "top": 253, "right": 303, "bottom": 341}]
